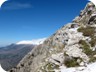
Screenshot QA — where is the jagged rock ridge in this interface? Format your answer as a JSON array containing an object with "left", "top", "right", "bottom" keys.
[{"left": 9, "top": 2, "right": 96, "bottom": 72}]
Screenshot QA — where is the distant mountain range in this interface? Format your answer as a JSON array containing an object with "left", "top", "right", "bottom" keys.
[{"left": 0, "top": 44, "right": 35, "bottom": 71}]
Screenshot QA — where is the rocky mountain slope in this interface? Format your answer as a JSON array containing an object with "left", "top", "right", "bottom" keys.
[
  {"left": 0, "top": 44, "right": 35, "bottom": 71},
  {"left": 9, "top": 2, "right": 96, "bottom": 72}
]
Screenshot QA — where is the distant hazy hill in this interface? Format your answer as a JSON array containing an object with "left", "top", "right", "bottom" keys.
[{"left": 0, "top": 44, "right": 35, "bottom": 71}]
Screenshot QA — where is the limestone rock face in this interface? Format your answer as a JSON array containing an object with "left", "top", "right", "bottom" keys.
[{"left": 9, "top": 2, "right": 96, "bottom": 72}]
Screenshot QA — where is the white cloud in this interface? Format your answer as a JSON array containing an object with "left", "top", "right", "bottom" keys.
[
  {"left": 2, "top": 2, "right": 32, "bottom": 10},
  {"left": 16, "top": 38, "right": 47, "bottom": 45}
]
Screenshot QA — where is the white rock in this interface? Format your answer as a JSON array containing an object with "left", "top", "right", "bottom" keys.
[
  {"left": 65, "top": 44, "right": 82, "bottom": 57},
  {"left": 49, "top": 53, "right": 64, "bottom": 65},
  {"left": 80, "top": 62, "right": 85, "bottom": 66}
]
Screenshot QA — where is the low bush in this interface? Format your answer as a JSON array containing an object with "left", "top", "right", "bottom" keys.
[
  {"left": 64, "top": 57, "right": 79, "bottom": 67},
  {"left": 89, "top": 36, "right": 96, "bottom": 47},
  {"left": 79, "top": 40, "right": 92, "bottom": 55},
  {"left": 78, "top": 26, "right": 95, "bottom": 37}
]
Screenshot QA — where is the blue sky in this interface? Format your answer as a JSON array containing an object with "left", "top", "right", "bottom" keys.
[{"left": 0, "top": 0, "right": 89, "bottom": 46}]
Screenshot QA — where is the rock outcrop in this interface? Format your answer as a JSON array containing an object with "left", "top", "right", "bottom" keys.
[{"left": 9, "top": 2, "right": 96, "bottom": 72}]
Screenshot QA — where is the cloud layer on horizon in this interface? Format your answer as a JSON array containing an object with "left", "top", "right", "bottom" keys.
[{"left": 16, "top": 38, "right": 47, "bottom": 45}]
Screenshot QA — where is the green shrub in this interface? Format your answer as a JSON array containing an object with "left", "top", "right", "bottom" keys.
[
  {"left": 89, "top": 36, "right": 96, "bottom": 47},
  {"left": 64, "top": 57, "right": 79, "bottom": 67},
  {"left": 47, "top": 63, "right": 54, "bottom": 70},
  {"left": 43, "top": 63, "right": 59, "bottom": 71},
  {"left": 79, "top": 40, "right": 96, "bottom": 63},
  {"left": 79, "top": 40, "right": 92, "bottom": 55},
  {"left": 78, "top": 26, "right": 96, "bottom": 47},
  {"left": 89, "top": 57, "right": 96, "bottom": 63},
  {"left": 88, "top": 50, "right": 96, "bottom": 62},
  {"left": 78, "top": 26, "right": 95, "bottom": 36}
]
